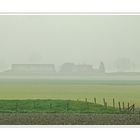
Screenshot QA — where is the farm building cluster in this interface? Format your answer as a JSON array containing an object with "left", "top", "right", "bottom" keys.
[{"left": 5, "top": 62, "right": 106, "bottom": 74}]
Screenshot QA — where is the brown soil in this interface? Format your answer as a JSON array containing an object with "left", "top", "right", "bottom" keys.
[{"left": 0, "top": 113, "right": 140, "bottom": 125}]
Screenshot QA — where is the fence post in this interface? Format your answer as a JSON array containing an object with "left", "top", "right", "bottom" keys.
[
  {"left": 94, "top": 98, "right": 96, "bottom": 104},
  {"left": 105, "top": 102, "right": 107, "bottom": 109},
  {"left": 103, "top": 98, "right": 107, "bottom": 108},
  {"left": 103, "top": 98, "right": 107, "bottom": 109},
  {"left": 87, "top": 102, "right": 89, "bottom": 112},
  {"left": 133, "top": 104, "right": 135, "bottom": 114},
  {"left": 113, "top": 98, "right": 115, "bottom": 108},
  {"left": 85, "top": 98, "right": 90, "bottom": 112},
  {"left": 122, "top": 102, "right": 125, "bottom": 110},
  {"left": 127, "top": 102, "right": 130, "bottom": 111},
  {"left": 118, "top": 102, "right": 121, "bottom": 111},
  {"left": 85, "top": 98, "right": 88, "bottom": 103},
  {"left": 103, "top": 98, "right": 105, "bottom": 105}
]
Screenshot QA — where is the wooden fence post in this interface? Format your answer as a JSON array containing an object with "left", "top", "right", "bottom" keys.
[
  {"left": 113, "top": 98, "right": 115, "bottom": 108},
  {"left": 122, "top": 102, "right": 125, "bottom": 110},
  {"left": 133, "top": 104, "right": 135, "bottom": 113},
  {"left": 127, "top": 102, "right": 130, "bottom": 111},
  {"left": 85, "top": 98, "right": 88, "bottom": 103},
  {"left": 105, "top": 102, "right": 107, "bottom": 108},
  {"left": 94, "top": 98, "right": 96, "bottom": 104},
  {"left": 103, "top": 98, "right": 105, "bottom": 106},
  {"left": 118, "top": 102, "right": 121, "bottom": 111},
  {"left": 103, "top": 98, "right": 107, "bottom": 109},
  {"left": 85, "top": 98, "right": 90, "bottom": 112},
  {"left": 87, "top": 102, "right": 89, "bottom": 111}
]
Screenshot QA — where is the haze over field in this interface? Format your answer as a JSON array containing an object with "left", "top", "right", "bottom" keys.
[{"left": 0, "top": 15, "right": 140, "bottom": 72}]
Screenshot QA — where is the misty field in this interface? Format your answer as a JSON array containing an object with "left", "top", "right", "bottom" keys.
[{"left": 0, "top": 79, "right": 140, "bottom": 107}]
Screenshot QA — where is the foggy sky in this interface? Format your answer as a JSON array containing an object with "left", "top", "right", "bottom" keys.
[{"left": 0, "top": 15, "right": 140, "bottom": 72}]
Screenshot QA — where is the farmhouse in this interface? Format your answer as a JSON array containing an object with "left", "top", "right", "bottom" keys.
[
  {"left": 60, "top": 63, "right": 76, "bottom": 73},
  {"left": 60, "top": 63, "right": 94, "bottom": 73},
  {"left": 75, "top": 64, "right": 94, "bottom": 73},
  {"left": 60, "top": 62, "right": 105, "bottom": 74}
]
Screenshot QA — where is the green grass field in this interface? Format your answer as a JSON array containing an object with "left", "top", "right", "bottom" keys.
[
  {"left": 0, "top": 79, "right": 140, "bottom": 107},
  {"left": 0, "top": 99, "right": 119, "bottom": 113}
]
